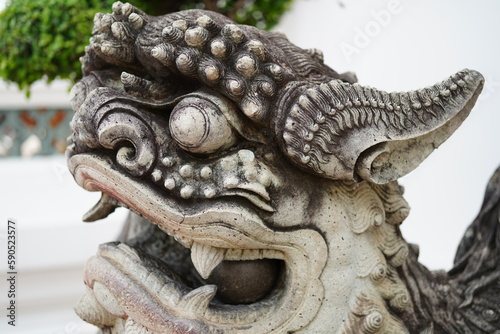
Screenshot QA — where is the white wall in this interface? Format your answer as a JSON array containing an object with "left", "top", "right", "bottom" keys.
[
  {"left": 0, "top": 80, "right": 72, "bottom": 108},
  {"left": 0, "top": 157, "right": 127, "bottom": 333}
]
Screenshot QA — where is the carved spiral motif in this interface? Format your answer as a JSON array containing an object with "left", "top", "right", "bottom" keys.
[
  {"left": 362, "top": 311, "right": 384, "bottom": 333},
  {"left": 97, "top": 111, "right": 156, "bottom": 177},
  {"left": 481, "top": 308, "right": 498, "bottom": 322},
  {"left": 369, "top": 263, "right": 387, "bottom": 282},
  {"left": 389, "top": 291, "right": 410, "bottom": 312},
  {"left": 388, "top": 243, "right": 409, "bottom": 267}
]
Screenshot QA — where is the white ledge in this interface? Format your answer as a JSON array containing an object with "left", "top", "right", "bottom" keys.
[{"left": 0, "top": 79, "right": 72, "bottom": 109}]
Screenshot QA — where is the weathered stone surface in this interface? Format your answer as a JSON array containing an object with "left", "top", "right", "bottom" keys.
[{"left": 67, "top": 2, "right": 499, "bottom": 333}]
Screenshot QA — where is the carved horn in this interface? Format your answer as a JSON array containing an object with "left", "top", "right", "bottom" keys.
[{"left": 277, "top": 69, "right": 484, "bottom": 184}]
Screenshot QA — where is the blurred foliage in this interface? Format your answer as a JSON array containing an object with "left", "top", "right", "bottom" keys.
[
  {"left": 0, "top": 0, "right": 293, "bottom": 96},
  {"left": 180, "top": 0, "right": 293, "bottom": 30}
]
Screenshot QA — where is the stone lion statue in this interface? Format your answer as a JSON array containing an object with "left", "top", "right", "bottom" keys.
[{"left": 67, "top": 2, "right": 499, "bottom": 333}]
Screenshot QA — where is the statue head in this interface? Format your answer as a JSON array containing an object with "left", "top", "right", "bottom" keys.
[{"left": 67, "top": 2, "right": 484, "bottom": 333}]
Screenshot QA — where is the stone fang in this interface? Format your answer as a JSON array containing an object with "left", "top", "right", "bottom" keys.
[
  {"left": 82, "top": 192, "right": 120, "bottom": 222},
  {"left": 190, "top": 242, "right": 226, "bottom": 279},
  {"left": 177, "top": 285, "right": 217, "bottom": 315}
]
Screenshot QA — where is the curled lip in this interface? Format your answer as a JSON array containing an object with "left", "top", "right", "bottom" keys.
[
  {"left": 69, "top": 152, "right": 327, "bottom": 333},
  {"left": 84, "top": 242, "right": 283, "bottom": 333}
]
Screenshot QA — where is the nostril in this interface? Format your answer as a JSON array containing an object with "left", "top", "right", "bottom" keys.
[{"left": 205, "top": 259, "right": 283, "bottom": 304}]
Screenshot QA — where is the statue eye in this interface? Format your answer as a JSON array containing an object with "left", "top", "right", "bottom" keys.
[{"left": 169, "top": 96, "right": 237, "bottom": 154}]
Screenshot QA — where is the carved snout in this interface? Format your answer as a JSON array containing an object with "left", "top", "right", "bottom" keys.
[{"left": 278, "top": 69, "right": 484, "bottom": 184}]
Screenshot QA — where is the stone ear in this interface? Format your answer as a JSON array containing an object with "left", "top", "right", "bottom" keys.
[{"left": 278, "top": 69, "right": 484, "bottom": 184}]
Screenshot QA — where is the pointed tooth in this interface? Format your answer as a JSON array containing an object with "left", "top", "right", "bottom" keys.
[
  {"left": 83, "top": 193, "right": 120, "bottom": 222},
  {"left": 191, "top": 243, "right": 225, "bottom": 279},
  {"left": 177, "top": 285, "right": 217, "bottom": 315}
]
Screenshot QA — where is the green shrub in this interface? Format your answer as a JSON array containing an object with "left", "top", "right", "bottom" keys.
[
  {"left": 0, "top": 0, "right": 293, "bottom": 95},
  {"left": 0, "top": 0, "right": 110, "bottom": 95}
]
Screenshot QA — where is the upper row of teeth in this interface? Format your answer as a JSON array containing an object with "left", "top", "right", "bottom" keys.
[
  {"left": 189, "top": 241, "right": 284, "bottom": 280},
  {"left": 165, "top": 230, "right": 284, "bottom": 280}
]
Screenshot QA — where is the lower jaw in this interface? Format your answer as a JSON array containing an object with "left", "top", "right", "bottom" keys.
[{"left": 78, "top": 242, "right": 285, "bottom": 333}]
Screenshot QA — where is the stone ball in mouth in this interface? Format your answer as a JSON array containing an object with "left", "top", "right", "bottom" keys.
[{"left": 206, "top": 259, "right": 283, "bottom": 304}]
